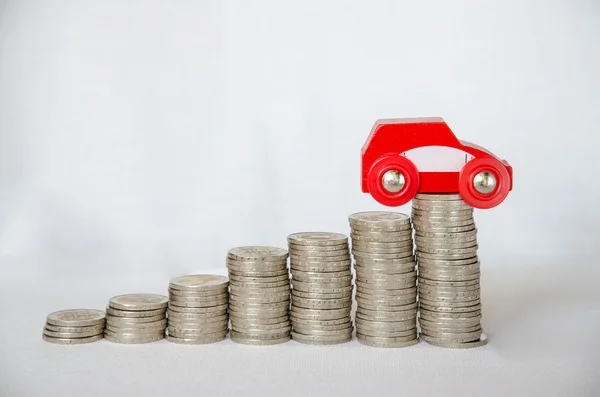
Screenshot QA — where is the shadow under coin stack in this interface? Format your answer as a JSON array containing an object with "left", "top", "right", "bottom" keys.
[
  {"left": 411, "top": 193, "right": 486, "bottom": 348},
  {"left": 349, "top": 212, "right": 419, "bottom": 348},
  {"left": 166, "top": 275, "right": 229, "bottom": 344},
  {"left": 104, "top": 294, "right": 168, "bottom": 344},
  {"left": 43, "top": 309, "right": 106, "bottom": 344},
  {"left": 288, "top": 232, "right": 354, "bottom": 345},
  {"left": 226, "top": 247, "right": 292, "bottom": 345}
]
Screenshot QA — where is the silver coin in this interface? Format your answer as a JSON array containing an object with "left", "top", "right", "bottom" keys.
[
  {"left": 229, "top": 311, "right": 289, "bottom": 321},
  {"left": 168, "top": 322, "right": 229, "bottom": 333},
  {"left": 46, "top": 309, "right": 106, "bottom": 327},
  {"left": 349, "top": 211, "right": 411, "bottom": 226},
  {"left": 106, "top": 319, "right": 167, "bottom": 330},
  {"left": 227, "top": 246, "right": 288, "bottom": 261},
  {"left": 355, "top": 318, "right": 416, "bottom": 330},
  {"left": 168, "top": 303, "right": 228, "bottom": 313},
  {"left": 288, "top": 242, "right": 349, "bottom": 252},
  {"left": 43, "top": 328, "right": 103, "bottom": 338},
  {"left": 106, "top": 313, "right": 166, "bottom": 323},
  {"left": 414, "top": 193, "right": 462, "bottom": 201},
  {"left": 168, "top": 313, "right": 228, "bottom": 322},
  {"left": 350, "top": 233, "right": 413, "bottom": 242},
  {"left": 413, "top": 224, "right": 477, "bottom": 233},
  {"left": 228, "top": 305, "right": 289, "bottom": 316},
  {"left": 292, "top": 280, "right": 352, "bottom": 291},
  {"left": 230, "top": 312, "right": 289, "bottom": 325},
  {"left": 290, "top": 315, "right": 351, "bottom": 326},
  {"left": 42, "top": 333, "right": 104, "bottom": 344},
  {"left": 420, "top": 309, "right": 481, "bottom": 319},
  {"left": 230, "top": 329, "right": 290, "bottom": 340},
  {"left": 415, "top": 240, "right": 478, "bottom": 250},
  {"left": 232, "top": 319, "right": 291, "bottom": 329},
  {"left": 292, "top": 320, "right": 353, "bottom": 332},
  {"left": 422, "top": 333, "right": 488, "bottom": 348},
  {"left": 165, "top": 334, "right": 226, "bottom": 344},
  {"left": 356, "top": 332, "right": 416, "bottom": 343},
  {"left": 352, "top": 251, "right": 414, "bottom": 260},
  {"left": 169, "top": 292, "right": 229, "bottom": 302},
  {"left": 357, "top": 302, "right": 417, "bottom": 315},
  {"left": 357, "top": 336, "right": 419, "bottom": 348},
  {"left": 109, "top": 294, "right": 168, "bottom": 311},
  {"left": 419, "top": 297, "right": 482, "bottom": 308},
  {"left": 169, "top": 274, "right": 229, "bottom": 292},
  {"left": 291, "top": 290, "right": 352, "bottom": 300},
  {"left": 418, "top": 283, "right": 480, "bottom": 294},
  {"left": 356, "top": 277, "right": 416, "bottom": 288},
  {"left": 291, "top": 264, "right": 351, "bottom": 273},
  {"left": 105, "top": 306, "right": 165, "bottom": 318},
  {"left": 231, "top": 334, "right": 291, "bottom": 345},
  {"left": 226, "top": 258, "right": 288, "bottom": 269},
  {"left": 418, "top": 278, "right": 480, "bottom": 288},
  {"left": 229, "top": 294, "right": 289, "bottom": 305},
  {"left": 356, "top": 297, "right": 416, "bottom": 309},
  {"left": 419, "top": 321, "right": 481, "bottom": 333},
  {"left": 356, "top": 310, "right": 417, "bottom": 323},
  {"left": 229, "top": 280, "right": 290, "bottom": 289},
  {"left": 168, "top": 328, "right": 228, "bottom": 338},
  {"left": 417, "top": 246, "right": 479, "bottom": 255},
  {"left": 292, "top": 297, "right": 352, "bottom": 310},
  {"left": 230, "top": 286, "right": 290, "bottom": 296},
  {"left": 411, "top": 204, "right": 472, "bottom": 213},
  {"left": 415, "top": 234, "right": 477, "bottom": 244},
  {"left": 287, "top": 232, "right": 348, "bottom": 246},
  {"left": 290, "top": 254, "right": 351, "bottom": 263},
  {"left": 226, "top": 267, "right": 288, "bottom": 277},
  {"left": 354, "top": 255, "right": 416, "bottom": 266},
  {"left": 421, "top": 326, "right": 483, "bottom": 339},
  {"left": 104, "top": 329, "right": 165, "bottom": 343},
  {"left": 228, "top": 273, "right": 289, "bottom": 283},
  {"left": 352, "top": 246, "right": 414, "bottom": 255},
  {"left": 420, "top": 301, "right": 481, "bottom": 313},
  {"left": 418, "top": 272, "right": 480, "bottom": 282},
  {"left": 411, "top": 211, "right": 474, "bottom": 220},
  {"left": 357, "top": 327, "right": 417, "bottom": 339},
  {"left": 355, "top": 286, "right": 417, "bottom": 297},
  {"left": 292, "top": 275, "right": 353, "bottom": 286},
  {"left": 356, "top": 271, "right": 417, "bottom": 281},
  {"left": 44, "top": 323, "right": 105, "bottom": 333},
  {"left": 354, "top": 264, "right": 416, "bottom": 276},
  {"left": 291, "top": 331, "right": 352, "bottom": 345},
  {"left": 169, "top": 299, "right": 229, "bottom": 309},
  {"left": 290, "top": 306, "right": 351, "bottom": 320}
]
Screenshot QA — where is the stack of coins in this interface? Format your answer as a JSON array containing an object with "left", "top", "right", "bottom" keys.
[
  {"left": 104, "top": 294, "right": 169, "bottom": 344},
  {"left": 288, "top": 232, "right": 354, "bottom": 345},
  {"left": 349, "top": 212, "right": 418, "bottom": 348},
  {"left": 167, "top": 275, "right": 229, "bottom": 344},
  {"left": 412, "top": 193, "right": 486, "bottom": 348},
  {"left": 226, "top": 246, "right": 292, "bottom": 345},
  {"left": 43, "top": 309, "right": 106, "bottom": 344}
]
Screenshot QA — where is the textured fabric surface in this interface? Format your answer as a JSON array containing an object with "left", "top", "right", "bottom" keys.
[{"left": 1, "top": 264, "right": 597, "bottom": 397}]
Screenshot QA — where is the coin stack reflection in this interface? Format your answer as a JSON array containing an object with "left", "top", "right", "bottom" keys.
[
  {"left": 412, "top": 193, "right": 487, "bottom": 348},
  {"left": 349, "top": 212, "right": 418, "bottom": 347},
  {"left": 288, "top": 232, "right": 354, "bottom": 345},
  {"left": 104, "top": 294, "right": 168, "bottom": 344},
  {"left": 226, "top": 247, "right": 292, "bottom": 345},
  {"left": 43, "top": 309, "right": 106, "bottom": 344},
  {"left": 167, "top": 275, "right": 229, "bottom": 344}
]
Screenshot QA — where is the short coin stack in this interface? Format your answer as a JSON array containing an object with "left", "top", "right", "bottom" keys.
[
  {"left": 412, "top": 193, "right": 486, "bottom": 348},
  {"left": 349, "top": 212, "right": 418, "bottom": 348},
  {"left": 288, "top": 232, "right": 354, "bottom": 345},
  {"left": 226, "top": 246, "right": 292, "bottom": 345},
  {"left": 43, "top": 309, "right": 106, "bottom": 344},
  {"left": 104, "top": 294, "right": 169, "bottom": 344},
  {"left": 167, "top": 275, "right": 229, "bottom": 344}
]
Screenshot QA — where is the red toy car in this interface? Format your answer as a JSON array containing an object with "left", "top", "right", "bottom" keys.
[{"left": 361, "top": 117, "right": 513, "bottom": 209}]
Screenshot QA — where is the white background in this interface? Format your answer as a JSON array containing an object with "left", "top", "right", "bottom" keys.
[{"left": 1, "top": 1, "right": 599, "bottom": 396}]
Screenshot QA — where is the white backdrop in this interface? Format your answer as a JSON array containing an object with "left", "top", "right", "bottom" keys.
[{"left": 0, "top": 1, "right": 599, "bottom": 396}]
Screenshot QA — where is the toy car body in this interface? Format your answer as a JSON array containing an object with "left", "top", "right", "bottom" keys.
[{"left": 361, "top": 117, "right": 513, "bottom": 209}]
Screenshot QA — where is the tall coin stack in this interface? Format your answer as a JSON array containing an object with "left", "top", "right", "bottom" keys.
[
  {"left": 43, "top": 309, "right": 106, "bottom": 344},
  {"left": 226, "top": 246, "right": 292, "bottom": 345},
  {"left": 167, "top": 275, "right": 229, "bottom": 344},
  {"left": 411, "top": 193, "right": 486, "bottom": 348},
  {"left": 288, "top": 232, "right": 354, "bottom": 345},
  {"left": 349, "top": 212, "right": 419, "bottom": 348},
  {"left": 104, "top": 294, "right": 168, "bottom": 344}
]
